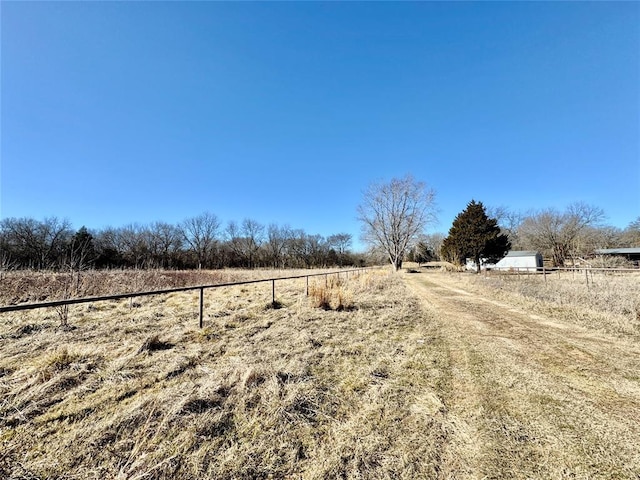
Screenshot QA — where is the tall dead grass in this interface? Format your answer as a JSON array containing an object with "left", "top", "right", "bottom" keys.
[
  {"left": 452, "top": 269, "right": 640, "bottom": 337},
  {"left": 308, "top": 274, "right": 355, "bottom": 311},
  {"left": 0, "top": 269, "right": 229, "bottom": 305},
  {"left": 0, "top": 268, "right": 453, "bottom": 479},
  {"left": 0, "top": 268, "right": 357, "bottom": 306}
]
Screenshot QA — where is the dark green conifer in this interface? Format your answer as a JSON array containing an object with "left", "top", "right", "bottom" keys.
[{"left": 442, "top": 200, "right": 511, "bottom": 273}]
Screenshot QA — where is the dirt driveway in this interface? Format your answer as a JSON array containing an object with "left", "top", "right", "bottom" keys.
[{"left": 404, "top": 272, "right": 640, "bottom": 479}]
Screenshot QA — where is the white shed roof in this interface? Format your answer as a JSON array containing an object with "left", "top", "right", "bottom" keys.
[{"left": 503, "top": 251, "right": 541, "bottom": 257}]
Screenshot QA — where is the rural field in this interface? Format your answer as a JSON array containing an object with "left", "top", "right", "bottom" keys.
[{"left": 1, "top": 267, "right": 639, "bottom": 479}]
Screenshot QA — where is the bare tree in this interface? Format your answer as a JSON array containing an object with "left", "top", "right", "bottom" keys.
[
  {"left": 265, "top": 223, "right": 292, "bottom": 268},
  {"left": 327, "top": 233, "right": 352, "bottom": 266},
  {"left": 0, "top": 217, "right": 72, "bottom": 269},
  {"left": 487, "top": 206, "right": 524, "bottom": 249},
  {"left": 147, "top": 221, "right": 183, "bottom": 268},
  {"left": 119, "top": 224, "right": 150, "bottom": 268},
  {"left": 621, "top": 217, "right": 640, "bottom": 247},
  {"left": 357, "top": 175, "right": 437, "bottom": 271},
  {"left": 93, "top": 226, "right": 125, "bottom": 268},
  {"left": 306, "top": 234, "right": 328, "bottom": 267},
  {"left": 223, "top": 219, "right": 265, "bottom": 268},
  {"left": 241, "top": 218, "right": 265, "bottom": 268},
  {"left": 518, "top": 202, "right": 605, "bottom": 266},
  {"left": 224, "top": 220, "right": 244, "bottom": 267},
  {"left": 288, "top": 229, "right": 317, "bottom": 268},
  {"left": 180, "top": 212, "right": 221, "bottom": 270},
  {"left": 409, "top": 232, "right": 445, "bottom": 263}
]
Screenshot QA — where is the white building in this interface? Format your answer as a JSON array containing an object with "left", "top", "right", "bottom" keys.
[
  {"left": 494, "top": 251, "right": 543, "bottom": 271},
  {"left": 466, "top": 251, "right": 543, "bottom": 272}
]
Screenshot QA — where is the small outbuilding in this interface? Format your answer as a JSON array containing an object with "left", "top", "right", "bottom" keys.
[
  {"left": 466, "top": 250, "right": 543, "bottom": 272},
  {"left": 594, "top": 248, "right": 640, "bottom": 264},
  {"left": 494, "top": 251, "right": 543, "bottom": 271}
]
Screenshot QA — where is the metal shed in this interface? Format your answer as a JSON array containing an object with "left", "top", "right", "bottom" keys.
[
  {"left": 467, "top": 250, "right": 543, "bottom": 272},
  {"left": 594, "top": 248, "right": 640, "bottom": 263},
  {"left": 494, "top": 251, "right": 543, "bottom": 271}
]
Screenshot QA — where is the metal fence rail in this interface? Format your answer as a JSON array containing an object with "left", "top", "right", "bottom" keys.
[
  {"left": 486, "top": 266, "right": 639, "bottom": 273},
  {"left": 0, "top": 267, "right": 379, "bottom": 327},
  {"left": 481, "top": 265, "right": 639, "bottom": 288}
]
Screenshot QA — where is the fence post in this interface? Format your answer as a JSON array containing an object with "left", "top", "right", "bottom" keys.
[
  {"left": 306, "top": 276, "right": 309, "bottom": 296},
  {"left": 272, "top": 279, "right": 275, "bottom": 305},
  {"left": 543, "top": 266, "right": 546, "bottom": 283},
  {"left": 585, "top": 268, "right": 589, "bottom": 289},
  {"left": 199, "top": 287, "right": 204, "bottom": 329}
]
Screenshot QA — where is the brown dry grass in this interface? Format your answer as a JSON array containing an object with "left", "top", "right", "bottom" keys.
[
  {"left": 0, "top": 269, "right": 453, "bottom": 479},
  {"left": 405, "top": 270, "right": 640, "bottom": 479},
  {"left": 2, "top": 267, "right": 639, "bottom": 479},
  {"left": 0, "top": 270, "right": 229, "bottom": 305},
  {"left": 0, "top": 268, "right": 340, "bottom": 306},
  {"left": 446, "top": 268, "right": 640, "bottom": 338}
]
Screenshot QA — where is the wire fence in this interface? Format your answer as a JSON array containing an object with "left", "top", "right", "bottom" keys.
[
  {"left": 482, "top": 266, "right": 639, "bottom": 289},
  {"left": 0, "top": 267, "right": 380, "bottom": 328}
]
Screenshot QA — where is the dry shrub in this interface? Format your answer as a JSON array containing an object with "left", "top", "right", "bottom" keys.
[
  {"left": 309, "top": 279, "right": 356, "bottom": 311},
  {"left": 357, "top": 269, "right": 391, "bottom": 291},
  {"left": 309, "top": 284, "right": 331, "bottom": 310},
  {"left": 440, "top": 262, "right": 463, "bottom": 272},
  {"left": 333, "top": 287, "right": 354, "bottom": 311}
]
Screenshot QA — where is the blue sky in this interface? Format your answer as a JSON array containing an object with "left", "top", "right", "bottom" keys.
[{"left": 1, "top": 1, "right": 638, "bottom": 250}]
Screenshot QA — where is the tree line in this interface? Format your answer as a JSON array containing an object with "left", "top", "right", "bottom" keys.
[
  {"left": 0, "top": 213, "right": 362, "bottom": 271},
  {"left": 4, "top": 176, "right": 637, "bottom": 273},
  {"left": 408, "top": 201, "right": 640, "bottom": 268}
]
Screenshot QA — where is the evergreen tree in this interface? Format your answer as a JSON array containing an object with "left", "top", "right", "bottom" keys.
[
  {"left": 442, "top": 200, "right": 511, "bottom": 273},
  {"left": 68, "top": 226, "right": 97, "bottom": 270}
]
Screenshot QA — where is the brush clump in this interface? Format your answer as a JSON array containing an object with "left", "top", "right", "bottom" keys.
[{"left": 308, "top": 275, "right": 356, "bottom": 311}]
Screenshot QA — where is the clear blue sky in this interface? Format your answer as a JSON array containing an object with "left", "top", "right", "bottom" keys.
[{"left": 1, "top": 1, "right": 638, "bottom": 249}]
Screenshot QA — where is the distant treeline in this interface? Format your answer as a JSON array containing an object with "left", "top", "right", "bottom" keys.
[
  {"left": 405, "top": 205, "right": 640, "bottom": 268},
  {"left": 0, "top": 213, "right": 366, "bottom": 271}
]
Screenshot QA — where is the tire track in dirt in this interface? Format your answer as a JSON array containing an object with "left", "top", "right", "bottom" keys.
[{"left": 405, "top": 272, "right": 640, "bottom": 479}]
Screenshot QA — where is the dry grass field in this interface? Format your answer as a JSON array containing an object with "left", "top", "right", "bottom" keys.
[
  {"left": 1, "top": 267, "right": 639, "bottom": 479},
  {"left": 451, "top": 268, "right": 640, "bottom": 338}
]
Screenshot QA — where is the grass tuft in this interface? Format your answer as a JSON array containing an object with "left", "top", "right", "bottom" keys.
[
  {"left": 309, "top": 283, "right": 355, "bottom": 311},
  {"left": 137, "top": 335, "right": 174, "bottom": 354},
  {"left": 309, "top": 284, "right": 332, "bottom": 310}
]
